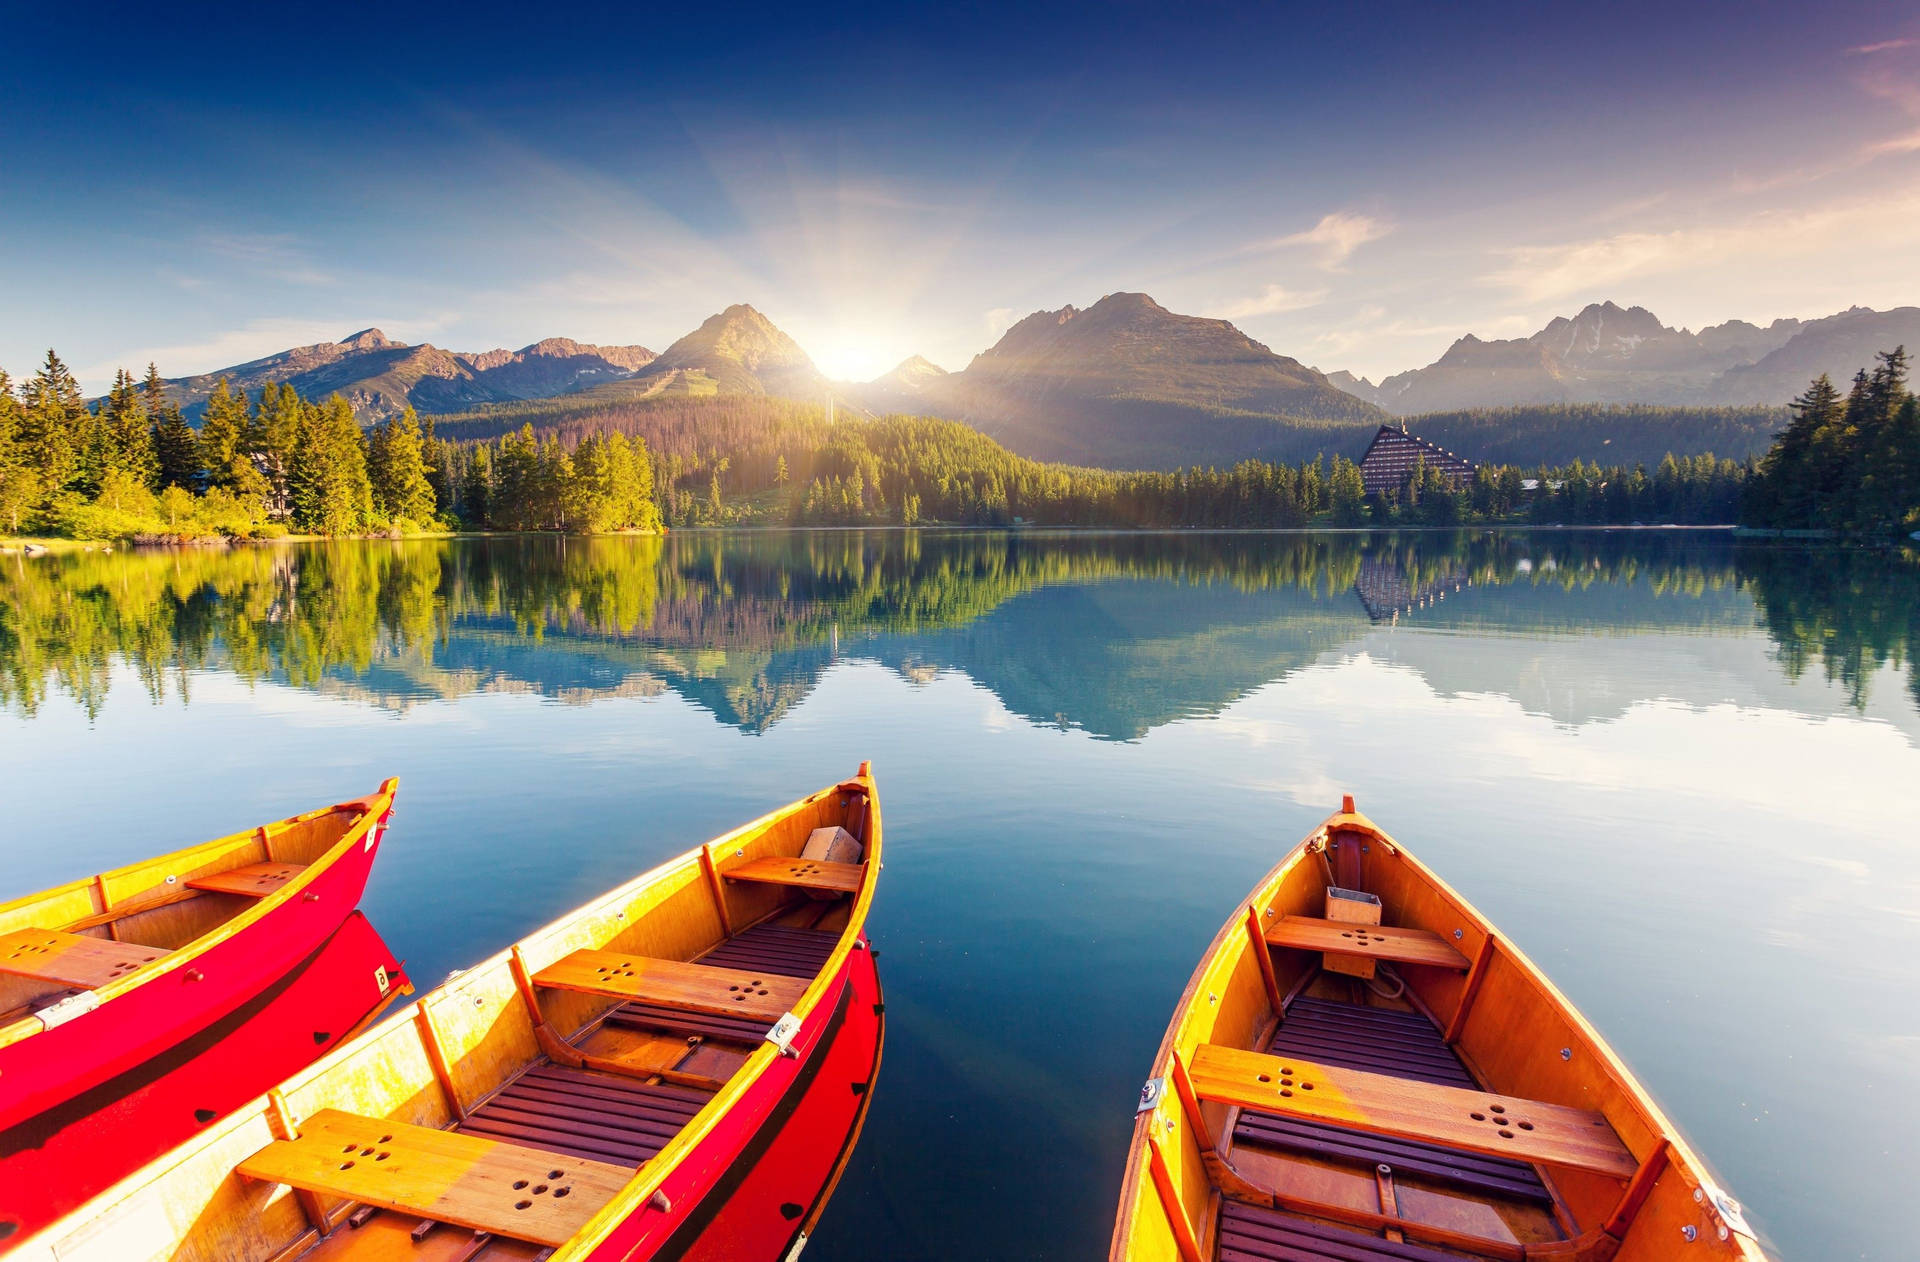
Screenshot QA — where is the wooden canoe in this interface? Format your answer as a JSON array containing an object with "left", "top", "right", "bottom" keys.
[
  {"left": 14, "top": 763, "right": 885, "bottom": 1262},
  {"left": 0, "top": 910, "right": 411, "bottom": 1249},
  {"left": 1110, "top": 796, "right": 1768, "bottom": 1262},
  {"left": 0, "top": 780, "right": 399, "bottom": 1138}
]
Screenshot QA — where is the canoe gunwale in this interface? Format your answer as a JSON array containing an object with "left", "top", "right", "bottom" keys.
[{"left": 1108, "top": 802, "right": 1770, "bottom": 1262}]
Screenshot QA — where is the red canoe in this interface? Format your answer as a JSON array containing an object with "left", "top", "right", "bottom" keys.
[
  {"left": 0, "top": 910, "right": 411, "bottom": 1249},
  {"left": 0, "top": 780, "right": 398, "bottom": 1138},
  {"left": 15, "top": 766, "right": 882, "bottom": 1262}
]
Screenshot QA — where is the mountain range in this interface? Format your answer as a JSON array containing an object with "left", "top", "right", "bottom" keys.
[
  {"left": 1329, "top": 301, "right": 1920, "bottom": 414},
  {"left": 849, "top": 292, "right": 1383, "bottom": 468},
  {"left": 156, "top": 295, "right": 1917, "bottom": 469},
  {"left": 162, "top": 328, "right": 657, "bottom": 421}
]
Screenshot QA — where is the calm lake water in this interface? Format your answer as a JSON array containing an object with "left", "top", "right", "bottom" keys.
[{"left": 3, "top": 530, "right": 1917, "bottom": 1260}]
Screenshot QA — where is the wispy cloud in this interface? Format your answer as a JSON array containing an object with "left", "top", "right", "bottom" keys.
[
  {"left": 197, "top": 232, "right": 336, "bottom": 287},
  {"left": 1850, "top": 38, "right": 1917, "bottom": 55},
  {"left": 1209, "top": 284, "right": 1329, "bottom": 320},
  {"left": 1245, "top": 211, "right": 1392, "bottom": 269},
  {"left": 1482, "top": 185, "right": 1920, "bottom": 302}
]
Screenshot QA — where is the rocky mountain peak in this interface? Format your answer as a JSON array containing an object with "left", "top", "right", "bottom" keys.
[{"left": 339, "top": 328, "right": 398, "bottom": 351}]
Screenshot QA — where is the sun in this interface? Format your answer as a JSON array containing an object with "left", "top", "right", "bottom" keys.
[{"left": 808, "top": 331, "right": 905, "bottom": 384}]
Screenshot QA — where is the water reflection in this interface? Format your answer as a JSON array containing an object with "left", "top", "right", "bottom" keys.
[{"left": 2, "top": 531, "right": 1915, "bottom": 734}]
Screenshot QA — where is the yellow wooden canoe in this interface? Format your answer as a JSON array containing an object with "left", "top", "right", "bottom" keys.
[
  {"left": 1110, "top": 796, "right": 1767, "bottom": 1262},
  {"left": 16, "top": 764, "right": 884, "bottom": 1262}
]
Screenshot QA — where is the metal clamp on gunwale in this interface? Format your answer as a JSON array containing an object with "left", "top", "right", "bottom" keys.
[{"left": 765, "top": 1011, "right": 803, "bottom": 1058}]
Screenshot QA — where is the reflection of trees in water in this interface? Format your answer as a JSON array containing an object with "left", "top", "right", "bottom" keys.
[
  {"left": 1, "top": 531, "right": 1914, "bottom": 720},
  {"left": 1737, "top": 546, "right": 1920, "bottom": 710}
]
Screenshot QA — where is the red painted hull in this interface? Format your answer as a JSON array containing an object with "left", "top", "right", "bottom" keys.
[
  {"left": 0, "top": 810, "right": 390, "bottom": 1135},
  {"left": 0, "top": 911, "right": 409, "bottom": 1250},
  {"left": 584, "top": 936, "right": 886, "bottom": 1262}
]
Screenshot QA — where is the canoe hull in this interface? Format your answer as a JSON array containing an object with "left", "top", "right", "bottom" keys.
[
  {"left": 613, "top": 934, "right": 885, "bottom": 1262},
  {"left": 0, "top": 911, "right": 409, "bottom": 1250},
  {"left": 0, "top": 806, "right": 390, "bottom": 1134}
]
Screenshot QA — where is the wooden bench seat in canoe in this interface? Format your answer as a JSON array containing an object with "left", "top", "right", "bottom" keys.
[
  {"left": 185, "top": 861, "right": 308, "bottom": 897},
  {"left": 1232, "top": 996, "right": 1549, "bottom": 1204},
  {"left": 1218, "top": 1199, "right": 1499, "bottom": 1262},
  {"left": 238, "top": 1108, "right": 630, "bottom": 1247},
  {"left": 532, "top": 950, "right": 807, "bottom": 1024},
  {"left": 722, "top": 855, "right": 865, "bottom": 896},
  {"left": 1263, "top": 915, "right": 1470, "bottom": 970},
  {"left": 456, "top": 1063, "right": 713, "bottom": 1168},
  {"left": 0, "top": 927, "right": 170, "bottom": 989},
  {"left": 1191, "top": 1042, "right": 1637, "bottom": 1179},
  {"left": 602, "top": 924, "right": 839, "bottom": 1042}
]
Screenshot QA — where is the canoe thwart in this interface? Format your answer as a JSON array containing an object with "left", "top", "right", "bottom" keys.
[
  {"left": 1263, "top": 915, "right": 1470, "bottom": 971},
  {"left": 722, "top": 855, "right": 864, "bottom": 896},
  {"left": 186, "top": 862, "right": 310, "bottom": 898},
  {"left": 237, "top": 1108, "right": 627, "bottom": 1248},
  {"left": 532, "top": 949, "right": 808, "bottom": 1023},
  {"left": 0, "top": 927, "right": 170, "bottom": 989},
  {"left": 1188, "top": 1044, "right": 1637, "bottom": 1179}
]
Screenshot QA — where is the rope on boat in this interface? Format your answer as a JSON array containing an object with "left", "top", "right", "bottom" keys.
[{"left": 1365, "top": 962, "right": 1407, "bottom": 1001}]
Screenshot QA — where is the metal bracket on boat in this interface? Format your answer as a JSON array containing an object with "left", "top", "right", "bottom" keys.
[
  {"left": 765, "top": 1012, "right": 803, "bottom": 1058},
  {"left": 1695, "top": 1182, "right": 1755, "bottom": 1240},
  {"left": 783, "top": 1230, "right": 810, "bottom": 1260},
  {"left": 33, "top": 990, "right": 101, "bottom": 1031},
  {"left": 1137, "top": 1076, "right": 1166, "bottom": 1114}
]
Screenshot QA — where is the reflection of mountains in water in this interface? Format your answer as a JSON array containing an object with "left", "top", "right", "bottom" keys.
[{"left": 6, "top": 531, "right": 1916, "bottom": 738}]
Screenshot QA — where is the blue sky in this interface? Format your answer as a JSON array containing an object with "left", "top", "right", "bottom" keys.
[{"left": 4, "top": 1, "right": 1918, "bottom": 389}]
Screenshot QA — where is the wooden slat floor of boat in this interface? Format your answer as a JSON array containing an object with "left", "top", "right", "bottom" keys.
[
  {"left": 604, "top": 924, "right": 837, "bottom": 1042},
  {"left": 1232, "top": 996, "right": 1551, "bottom": 1205},
  {"left": 457, "top": 1064, "right": 713, "bottom": 1168},
  {"left": 1219, "top": 1200, "right": 1499, "bottom": 1261},
  {"left": 697, "top": 923, "right": 838, "bottom": 978}
]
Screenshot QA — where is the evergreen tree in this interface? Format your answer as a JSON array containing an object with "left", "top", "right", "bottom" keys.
[
  {"left": 289, "top": 396, "right": 373, "bottom": 534},
  {"left": 20, "top": 349, "right": 86, "bottom": 497},
  {"left": 0, "top": 369, "right": 35, "bottom": 533},
  {"left": 198, "top": 378, "right": 250, "bottom": 490},
  {"left": 153, "top": 404, "right": 202, "bottom": 491},
  {"left": 368, "top": 408, "right": 436, "bottom": 524},
  {"left": 461, "top": 444, "right": 493, "bottom": 527}
]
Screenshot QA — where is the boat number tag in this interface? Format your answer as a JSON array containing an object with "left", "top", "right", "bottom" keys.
[{"left": 374, "top": 965, "right": 391, "bottom": 995}]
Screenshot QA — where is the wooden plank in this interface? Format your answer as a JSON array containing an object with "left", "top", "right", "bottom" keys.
[
  {"left": 238, "top": 1109, "right": 628, "bottom": 1248},
  {"left": 1264, "top": 915, "right": 1470, "bottom": 971},
  {"left": 532, "top": 950, "right": 805, "bottom": 1024},
  {"left": 1144, "top": 1129, "right": 1204, "bottom": 1262},
  {"left": 1187, "top": 1044, "right": 1637, "bottom": 1179},
  {"left": 698, "top": 845, "right": 735, "bottom": 936},
  {"left": 722, "top": 855, "right": 864, "bottom": 896},
  {"left": 186, "top": 861, "right": 308, "bottom": 898},
  {"left": 61, "top": 883, "right": 204, "bottom": 932},
  {"left": 1245, "top": 905, "right": 1284, "bottom": 1014},
  {"left": 1443, "top": 934, "right": 1498, "bottom": 1043},
  {"left": 0, "top": 927, "right": 169, "bottom": 988}
]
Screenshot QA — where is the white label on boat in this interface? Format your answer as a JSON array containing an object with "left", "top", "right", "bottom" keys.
[
  {"left": 374, "top": 965, "right": 391, "bottom": 995},
  {"left": 35, "top": 990, "right": 101, "bottom": 1030}
]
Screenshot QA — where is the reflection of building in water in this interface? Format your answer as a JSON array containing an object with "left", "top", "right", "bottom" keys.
[
  {"left": 1353, "top": 558, "right": 1471, "bottom": 622},
  {"left": 1358, "top": 425, "right": 1477, "bottom": 496}
]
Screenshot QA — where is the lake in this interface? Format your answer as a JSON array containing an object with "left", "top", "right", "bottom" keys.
[{"left": 3, "top": 530, "right": 1916, "bottom": 1260}]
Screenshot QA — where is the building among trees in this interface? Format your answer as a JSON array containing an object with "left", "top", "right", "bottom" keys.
[{"left": 1357, "top": 425, "right": 1478, "bottom": 496}]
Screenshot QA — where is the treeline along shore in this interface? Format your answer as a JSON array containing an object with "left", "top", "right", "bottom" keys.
[{"left": 1, "top": 346, "right": 1914, "bottom": 543}]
